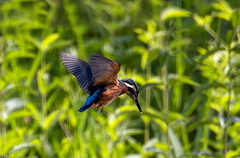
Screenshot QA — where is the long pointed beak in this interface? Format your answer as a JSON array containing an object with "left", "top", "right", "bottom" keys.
[{"left": 134, "top": 97, "right": 142, "bottom": 114}]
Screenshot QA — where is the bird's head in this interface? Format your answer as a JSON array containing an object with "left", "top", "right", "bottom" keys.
[{"left": 121, "top": 78, "right": 142, "bottom": 113}]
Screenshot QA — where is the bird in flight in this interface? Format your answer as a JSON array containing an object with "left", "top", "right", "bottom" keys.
[{"left": 60, "top": 52, "right": 142, "bottom": 113}]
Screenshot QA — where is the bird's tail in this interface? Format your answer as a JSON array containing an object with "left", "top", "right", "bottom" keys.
[{"left": 78, "top": 88, "right": 105, "bottom": 112}]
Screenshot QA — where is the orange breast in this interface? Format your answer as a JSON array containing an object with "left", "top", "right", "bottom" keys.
[{"left": 97, "top": 85, "right": 127, "bottom": 106}]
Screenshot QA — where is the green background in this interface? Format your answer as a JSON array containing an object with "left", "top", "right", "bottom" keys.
[{"left": 1, "top": 0, "right": 240, "bottom": 157}]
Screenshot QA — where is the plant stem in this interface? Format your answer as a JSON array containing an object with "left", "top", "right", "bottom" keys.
[
  {"left": 204, "top": 25, "right": 226, "bottom": 47},
  {"left": 161, "top": 64, "right": 174, "bottom": 157},
  {"left": 0, "top": 86, "right": 6, "bottom": 158},
  {"left": 223, "top": 50, "right": 232, "bottom": 157},
  {"left": 145, "top": 64, "right": 151, "bottom": 143}
]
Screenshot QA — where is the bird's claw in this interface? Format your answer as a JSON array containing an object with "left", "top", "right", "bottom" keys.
[{"left": 96, "top": 107, "right": 104, "bottom": 113}]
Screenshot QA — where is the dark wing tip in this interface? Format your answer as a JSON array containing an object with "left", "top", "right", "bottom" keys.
[
  {"left": 59, "top": 51, "right": 74, "bottom": 58},
  {"left": 59, "top": 51, "right": 73, "bottom": 62},
  {"left": 59, "top": 51, "right": 68, "bottom": 57}
]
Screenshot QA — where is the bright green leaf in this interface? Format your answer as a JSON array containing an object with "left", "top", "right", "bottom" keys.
[
  {"left": 161, "top": 7, "right": 191, "bottom": 22},
  {"left": 41, "top": 33, "right": 59, "bottom": 52},
  {"left": 42, "top": 110, "right": 61, "bottom": 131}
]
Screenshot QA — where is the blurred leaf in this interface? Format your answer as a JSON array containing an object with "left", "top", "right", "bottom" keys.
[
  {"left": 116, "top": 105, "right": 143, "bottom": 114},
  {"left": 161, "top": 7, "right": 191, "bottom": 22},
  {"left": 140, "top": 82, "right": 164, "bottom": 91},
  {"left": 125, "top": 154, "right": 141, "bottom": 158},
  {"left": 134, "top": 28, "right": 149, "bottom": 44},
  {"left": 5, "top": 51, "right": 35, "bottom": 59},
  {"left": 25, "top": 102, "right": 41, "bottom": 124},
  {"left": 42, "top": 110, "right": 61, "bottom": 131},
  {"left": 143, "top": 138, "right": 158, "bottom": 149},
  {"left": 142, "top": 109, "right": 167, "bottom": 132},
  {"left": 25, "top": 51, "right": 42, "bottom": 86},
  {"left": 193, "top": 14, "right": 212, "bottom": 27},
  {"left": 109, "top": 114, "right": 129, "bottom": 132},
  {"left": 169, "top": 38, "right": 191, "bottom": 49},
  {"left": 132, "top": 46, "right": 147, "bottom": 54},
  {"left": 127, "top": 137, "right": 142, "bottom": 154},
  {"left": 197, "top": 150, "right": 213, "bottom": 156},
  {"left": 168, "top": 112, "right": 185, "bottom": 123},
  {"left": 41, "top": 33, "right": 59, "bottom": 52},
  {"left": 159, "top": 49, "right": 169, "bottom": 67},
  {"left": 230, "top": 10, "right": 240, "bottom": 28},
  {"left": 197, "top": 48, "right": 224, "bottom": 64},
  {"left": 45, "top": 89, "right": 60, "bottom": 111},
  {"left": 184, "top": 96, "right": 201, "bottom": 117},
  {"left": 187, "top": 120, "right": 214, "bottom": 132},
  {"left": 218, "top": 115, "right": 226, "bottom": 128},
  {"left": 213, "top": 0, "right": 233, "bottom": 20},
  {"left": 5, "top": 110, "right": 32, "bottom": 123},
  {"left": 22, "top": 34, "right": 41, "bottom": 49},
  {"left": 10, "top": 143, "right": 34, "bottom": 154},
  {"left": 144, "top": 147, "right": 163, "bottom": 154},
  {"left": 168, "top": 128, "right": 184, "bottom": 157},
  {"left": 147, "top": 20, "right": 156, "bottom": 34},
  {"left": 3, "top": 84, "right": 37, "bottom": 95},
  {"left": 148, "top": 48, "right": 159, "bottom": 63},
  {"left": 133, "top": 46, "right": 148, "bottom": 69},
  {"left": 37, "top": 64, "right": 51, "bottom": 95},
  {"left": 68, "top": 109, "right": 78, "bottom": 127},
  {"left": 226, "top": 150, "right": 240, "bottom": 158},
  {"left": 4, "top": 97, "right": 25, "bottom": 113},
  {"left": 168, "top": 74, "right": 200, "bottom": 87},
  {"left": 120, "top": 129, "right": 143, "bottom": 137}
]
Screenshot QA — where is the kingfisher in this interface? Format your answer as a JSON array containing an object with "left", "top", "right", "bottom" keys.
[{"left": 60, "top": 52, "right": 142, "bottom": 113}]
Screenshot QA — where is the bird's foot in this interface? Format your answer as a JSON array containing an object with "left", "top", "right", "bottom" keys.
[
  {"left": 96, "top": 106, "right": 104, "bottom": 113},
  {"left": 100, "top": 107, "right": 104, "bottom": 113}
]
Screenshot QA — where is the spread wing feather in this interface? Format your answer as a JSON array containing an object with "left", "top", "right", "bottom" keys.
[
  {"left": 60, "top": 52, "right": 92, "bottom": 95},
  {"left": 90, "top": 54, "right": 120, "bottom": 86}
]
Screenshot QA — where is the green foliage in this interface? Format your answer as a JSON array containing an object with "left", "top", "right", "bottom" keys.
[{"left": 1, "top": 0, "right": 240, "bottom": 157}]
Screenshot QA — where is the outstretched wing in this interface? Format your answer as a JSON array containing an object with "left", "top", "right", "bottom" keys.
[
  {"left": 90, "top": 54, "right": 120, "bottom": 86},
  {"left": 60, "top": 52, "right": 92, "bottom": 95}
]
